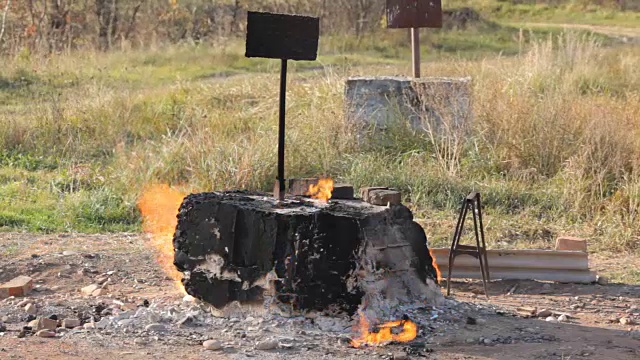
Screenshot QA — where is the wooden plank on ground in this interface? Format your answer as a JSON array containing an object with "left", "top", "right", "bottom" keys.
[
  {"left": 430, "top": 248, "right": 589, "bottom": 271},
  {"left": 439, "top": 266, "right": 597, "bottom": 284}
]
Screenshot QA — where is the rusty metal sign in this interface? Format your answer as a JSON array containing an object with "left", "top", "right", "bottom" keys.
[
  {"left": 246, "top": 11, "right": 320, "bottom": 61},
  {"left": 386, "top": 0, "right": 442, "bottom": 29}
]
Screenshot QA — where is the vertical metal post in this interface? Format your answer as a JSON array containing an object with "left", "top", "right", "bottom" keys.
[
  {"left": 277, "top": 59, "right": 288, "bottom": 201},
  {"left": 411, "top": 27, "right": 420, "bottom": 78}
]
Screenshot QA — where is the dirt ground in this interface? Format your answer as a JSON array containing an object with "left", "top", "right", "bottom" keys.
[{"left": 0, "top": 232, "right": 638, "bottom": 359}]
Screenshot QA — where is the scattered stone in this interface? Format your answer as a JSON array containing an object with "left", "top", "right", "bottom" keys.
[
  {"left": 620, "top": 317, "right": 636, "bottom": 326},
  {"left": 36, "top": 317, "right": 58, "bottom": 331},
  {"left": 95, "top": 318, "right": 110, "bottom": 329},
  {"left": 83, "top": 322, "right": 96, "bottom": 330},
  {"left": 134, "top": 338, "right": 149, "bottom": 346},
  {"left": 91, "top": 289, "right": 106, "bottom": 297},
  {"left": 145, "top": 323, "right": 167, "bottom": 332},
  {"left": 62, "top": 250, "right": 77, "bottom": 256},
  {"left": 0, "top": 276, "right": 34, "bottom": 298},
  {"left": 16, "top": 299, "right": 31, "bottom": 307},
  {"left": 537, "top": 309, "right": 553, "bottom": 318},
  {"left": 0, "top": 322, "right": 6, "bottom": 332},
  {"left": 28, "top": 319, "right": 39, "bottom": 328},
  {"left": 483, "top": 338, "right": 492, "bottom": 345},
  {"left": 558, "top": 315, "right": 569, "bottom": 323},
  {"left": 24, "top": 303, "right": 37, "bottom": 315},
  {"left": 255, "top": 339, "right": 279, "bottom": 351},
  {"left": 546, "top": 316, "right": 558, "bottom": 323},
  {"left": 62, "top": 319, "right": 81, "bottom": 328},
  {"left": 476, "top": 318, "right": 487, "bottom": 325},
  {"left": 517, "top": 307, "right": 537, "bottom": 316},
  {"left": 203, "top": 340, "right": 223, "bottom": 351},
  {"left": 176, "top": 315, "right": 196, "bottom": 328},
  {"left": 596, "top": 275, "right": 609, "bottom": 286},
  {"left": 393, "top": 351, "right": 409, "bottom": 360},
  {"left": 466, "top": 316, "right": 477, "bottom": 325},
  {"left": 36, "top": 329, "right": 56, "bottom": 338},
  {"left": 81, "top": 284, "right": 100, "bottom": 296},
  {"left": 465, "top": 338, "right": 476, "bottom": 344}
]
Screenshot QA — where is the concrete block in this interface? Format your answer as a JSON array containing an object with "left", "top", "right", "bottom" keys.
[{"left": 345, "top": 76, "right": 472, "bottom": 133}]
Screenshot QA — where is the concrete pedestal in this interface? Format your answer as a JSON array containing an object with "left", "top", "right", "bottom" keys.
[{"left": 345, "top": 76, "right": 472, "bottom": 133}]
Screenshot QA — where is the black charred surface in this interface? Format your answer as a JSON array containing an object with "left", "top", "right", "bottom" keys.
[{"left": 173, "top": 191, "right": 436, "bottom": 313}]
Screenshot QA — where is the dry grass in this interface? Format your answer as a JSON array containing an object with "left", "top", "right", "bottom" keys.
[{"left": 0, "top": 32, "right": 638, "bottom": 254}]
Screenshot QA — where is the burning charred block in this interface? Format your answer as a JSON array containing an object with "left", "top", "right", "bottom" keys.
[{"left": 173, "top": 191, "right": 440, "bottom": 314}]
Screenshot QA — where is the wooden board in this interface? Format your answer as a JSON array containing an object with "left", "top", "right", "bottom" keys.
[
  {"left": 245, "top": 11, "right": 320, "bottom": 61},
  {"left": 429, "top": 248, "right": 597, "bottom": 283},
  {"left": 430, "top": 248, "right": 589, "bottom": 271},
  {"left": 439, "top": 266, "right": 597, "bottom": 284},
  {"left": 386, "top": 0, "right": 442, "bottom": 29}
]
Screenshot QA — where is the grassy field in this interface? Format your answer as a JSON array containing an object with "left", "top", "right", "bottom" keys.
[{"left": 0, "top": 4, "right": 638, "bottom": 256}]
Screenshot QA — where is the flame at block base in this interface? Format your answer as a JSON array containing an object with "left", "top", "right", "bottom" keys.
[
  {"left": 351, "top": 312, "right": 418, "bottom": 348},
  {"left": 173, "top": 191, "right": 442, "bottom": 314}
]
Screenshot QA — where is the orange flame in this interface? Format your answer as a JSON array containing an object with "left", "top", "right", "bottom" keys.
[
  {"left": 351, "top": 312, "right": 418, "bottom": 348},
  {"left": 307, "top": 178, "right": 334, "bottom": 203},
  {"left": 137, "top": 184, "right": 186, "bottom": 294},
  {"left": 429, "top": 249, "right": 442, "bottom": 284}
]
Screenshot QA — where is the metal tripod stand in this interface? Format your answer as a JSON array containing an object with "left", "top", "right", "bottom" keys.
[{"left": 446, "top": 192, "right": 490, "bottom": 298}]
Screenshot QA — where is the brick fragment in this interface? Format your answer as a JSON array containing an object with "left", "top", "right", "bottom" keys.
[
  {"left": 360, "top": 187, "right": 389, "bottom": 202},
  {"left": 0, "top": 276, "right": 33, "bottom": 299},
  {"left": 367, "top": 189, "right": 402, "bottom": 206},
  {"left": 555, "top": 237, "right": 587, "bottom": 252}
]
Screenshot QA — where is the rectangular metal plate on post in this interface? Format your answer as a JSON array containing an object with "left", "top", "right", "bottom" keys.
[
  {"left": 246, "top": 11, "right": 320, "bottom": 61},
  {"left": 386, "top": 0, "right": 443, "bottom": 29}
]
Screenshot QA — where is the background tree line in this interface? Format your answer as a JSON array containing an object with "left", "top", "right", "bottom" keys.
[
  {"left": 0, "top": 0, "right": 387, "bottom": 54},
  {"left": 0, "top": 0, "right": 637, "bottom": 55}
]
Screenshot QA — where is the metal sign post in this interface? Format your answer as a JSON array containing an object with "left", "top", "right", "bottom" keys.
[
  {"left": 386, "top": 0, "right": 443, "bottom": 78},
  {"left": 245, "top": 12, "right": 320, "bottom": 201}
]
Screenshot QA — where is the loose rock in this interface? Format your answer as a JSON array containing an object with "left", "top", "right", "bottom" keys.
[
  {"left": 203, "top": 340, "right": 223, "bottom": 351},
  {"left": 545, "top": 316, "right": 558, "bottom": 323},
  {"left": 558, "top": 315, "right": 568, "bottom": 323},
  {"left": 36, "top": 329, "right": 56, "bottom": 338},
  {"left": 24, "top": 303, "right": 37, "bottom": 315},
  {"left": 0, "top": 322, "right": 6, "bottom": 332},
  {"left": 145, "top": 323, "right": 167, "bottom": 332},
  {"left": 620, "top": 317, "right": 636, "bottom": 326},
  {"left": 81, "top": 284, "right": 100, "bottom": 296},
  {"left": 537, "top": 309, "right": 553, "bottom": 318},
  {"left": 36, "top": 317, "right": 58, "bottom": 331},
  {"left": 92, "top": 289, "right": 106, "bottom": 297},
  {"left": 255, "top": 339, "right": 279, "bottom": 351},
  {"left": 62, "top": 319, "right": 81, "bottom": 328},
  {"left": 393, "top": 351, "right": 409, "bottom": 360},
  {"left": 16, "top": 299, "right": 31, "bottom": 307}
]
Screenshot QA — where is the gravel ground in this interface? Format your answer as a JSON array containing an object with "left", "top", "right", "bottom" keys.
[{"left": 1, "top": 233, "right": 639, "bottom": 359}]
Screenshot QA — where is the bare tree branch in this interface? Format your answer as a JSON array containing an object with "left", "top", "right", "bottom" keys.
[{"left": 0, "top": 0, "right": 12, "bottom": 45}]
